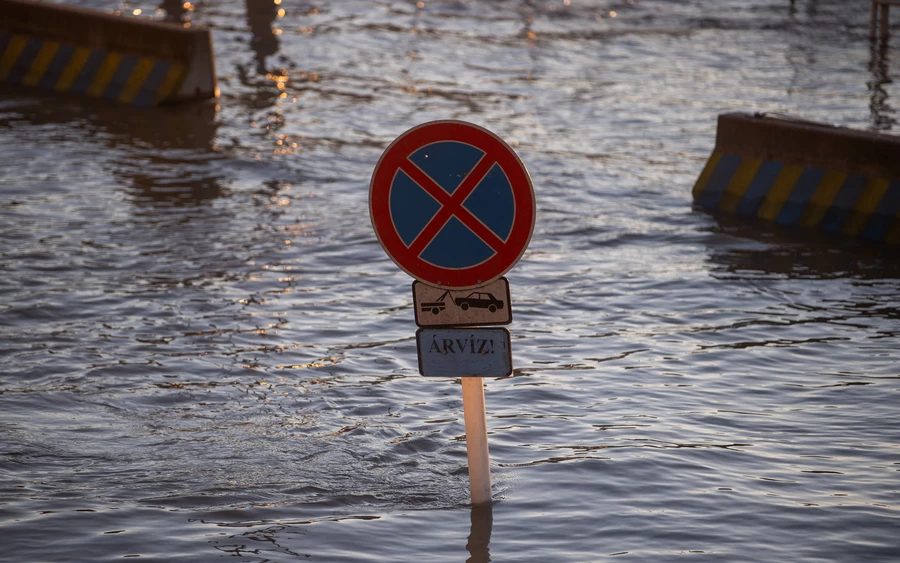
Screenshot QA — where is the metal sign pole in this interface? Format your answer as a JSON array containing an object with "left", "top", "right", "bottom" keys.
[{"left": 461, "top": 377, "right": 491, "bottom": 505}]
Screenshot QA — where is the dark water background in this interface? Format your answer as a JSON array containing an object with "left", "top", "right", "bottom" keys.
[{"left": 1, "top": 0, "right": 899, "bottom": 561}]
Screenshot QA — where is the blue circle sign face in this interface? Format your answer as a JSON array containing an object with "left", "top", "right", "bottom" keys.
[{"left": 370, "top": 121, "right": 535, "bottom": 289}]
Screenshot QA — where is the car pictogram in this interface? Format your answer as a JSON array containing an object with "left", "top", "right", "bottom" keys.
[{"left": 454, "top": 292, "right": 504, "bottom": 313}]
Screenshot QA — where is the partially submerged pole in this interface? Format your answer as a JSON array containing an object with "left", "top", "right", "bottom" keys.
[
  {"left": 461, "top": 377, "right": 492, "bottom": 505},
  {"left": 870, "top": 0, "right": 898, "bottom": 41}
]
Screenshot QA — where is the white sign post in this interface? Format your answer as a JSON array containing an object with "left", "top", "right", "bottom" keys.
[{"left": 462, "top": 378, "right": 491, "bottom": 504}]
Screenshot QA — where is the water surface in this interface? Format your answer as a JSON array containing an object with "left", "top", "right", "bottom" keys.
[{"left": 1, "top": 1, "right": 898, "bottom": 561}]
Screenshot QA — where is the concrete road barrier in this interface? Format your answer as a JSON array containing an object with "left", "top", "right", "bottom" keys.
[
  {"left": 693, "top": 112, "right": 900, "bottom": 245},
  {"left": 0, "top": 0, "right": 217, "bottom": 105}
]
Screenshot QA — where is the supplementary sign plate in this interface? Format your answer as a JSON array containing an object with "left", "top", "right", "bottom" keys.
[
  {"left": 370, "top": 120, "right": 535, "bottom": 289},
  {"left": 413, "top": 277, "right": 512, "bottom": 328},
  {"left": 416, "top": 327, "right": 512, "bottom": 377}
]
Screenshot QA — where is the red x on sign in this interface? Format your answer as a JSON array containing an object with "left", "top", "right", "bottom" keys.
[{"left": 370, "top": 121, "right": 535, "bottom": 289}]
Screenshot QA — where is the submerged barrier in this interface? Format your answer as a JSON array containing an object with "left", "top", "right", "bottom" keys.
[
  {"left": 692, "top": 112, "right": 900, "bottom": 245},
  {"left": 0, "top": 0, "right": 217, "bottom": 106}
]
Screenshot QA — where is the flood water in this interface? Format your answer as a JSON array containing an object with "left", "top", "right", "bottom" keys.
[{"left": 1, "top": 0, "right": 899, "bottom": 561}]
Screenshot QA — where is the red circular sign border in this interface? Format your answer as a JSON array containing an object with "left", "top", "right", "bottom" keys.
[{"left": 370, "top": 120, "right": 535, "bottom": 290}]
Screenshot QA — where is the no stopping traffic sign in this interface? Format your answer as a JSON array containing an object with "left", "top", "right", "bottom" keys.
[{"left": 370, "top": 120, "right": 535, "bottom": 289}]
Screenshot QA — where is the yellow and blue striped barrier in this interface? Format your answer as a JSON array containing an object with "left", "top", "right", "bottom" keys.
[
  {"left": 0, "top": 31, "right": 187, "bottom": 106},
  {"left": 693, "top": 113, "right": 900, "bottom": 245},
  {"left": 0, "top": 0, "right": 216, "bottom": 106}
]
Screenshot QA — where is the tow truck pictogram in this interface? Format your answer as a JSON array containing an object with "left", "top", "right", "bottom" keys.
[{"left": 420, "top": 290, "right": 451, "bottom": 315}]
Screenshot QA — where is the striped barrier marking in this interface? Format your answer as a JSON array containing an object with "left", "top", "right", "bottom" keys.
[
  {"left": 693, "top": 151, "right": 900, "bottom": 244},
  {"left": 887, "top": 212, "right": 900, "bottom": 245},
  {"left": 718, "top": 157, "right": 762, "bottom": 214},
  {"left": 844, "top": 178, "right": 891, "bottom": 236},
  {"left": 119, "top": 57, "right": 155, "bottom": 104},
  {"left": 866, "top": 180, "right": 900, "bottom": 241},
  {"left": 800, "top": 170, "right": 846, "bottom": 228},
  {"left": 820, "top": 174, "right": 867, "bottom": 233},
  {"left": 53, "top": 46, "right": 90, "bottom": 92},
  {"left": 736, "top": 160, "right": 783, "bottom": 217},
  {"left": 0, "top": 33, "right": 27, "bottom": 79},
  {"left": 0, "top": 31, "right": 186, "bottom": 106},
  {"left": 22, "top": 39, "right": 58, "bottom": 87},
  {"left": 691, "top": 152, "right": 722, "bottom": 202},
  {"left": 756, "top": 163, "right": 806, "bottom": 222}
]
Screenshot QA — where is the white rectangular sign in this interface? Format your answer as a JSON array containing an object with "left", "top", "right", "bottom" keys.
[
  {"left": 413, "top": 278, "right": 512, "bottom": 328},
  {"left": 416, "top": 327, "right": 512, "bottom": 377}
]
